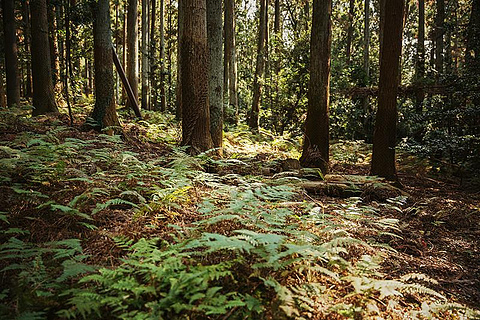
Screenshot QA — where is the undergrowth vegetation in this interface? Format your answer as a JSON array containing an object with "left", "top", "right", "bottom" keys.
[{"left": 0, "top": 107, "right": 478, "bottom": 319}]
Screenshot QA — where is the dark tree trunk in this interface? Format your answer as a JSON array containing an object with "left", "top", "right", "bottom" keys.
[
  {"left": 47, "top": 1, "right": 60, "bottom": 87},
  {"left": 224, "top": 0, "right": 238, "bottom": 124},
  {"left": 248, "top": 0, "right": 267, "bottom": 132},
  {"left": 414, "top": 0, "right": 425, "bottom": 109},
  {"left": 2, "top": 0, "right": 21, "bottom": 106},
  {"left": 176, "top": 0, "right": 184, "bottom": 120},
  {"left": 22, "top": 0, "right": 33, "bottom": 98},
  {"left": 370, "top": 0, "right": 405, "bottom": 181},
  {"left": 416, "top": 0, "right": 425, "bottom": 81},
  {"left": 159, "top": 0, "right": 166, "bottom": 111},
  {"left": 180, "top": 0, "right": 212, "bottom": 154},
  {"left": 126, "top": 0, "right": 139, "bottom": 110},
  {"left": 467, "top": 0, "right": 480, "bottom": 71},
  {"left": 141, "top": 0, "right": 149, "bottom": 110},
  {"left": 30, "top": 0, "right": 58, "bottom": 115},
  {"left": 150, "top": 0, "right": 157, "bottom": 110},
  {"left": 435, "top": 0, "right": 445, "bottom": 80},
  {"left": 299, "top": 0, "right": 332, "bottom": 174},
  {"left": 207, "top": 0, "right": 223, "bottom": 152},
  {"left": 89, "top": 0, "right": 120, "bottom": 131}
]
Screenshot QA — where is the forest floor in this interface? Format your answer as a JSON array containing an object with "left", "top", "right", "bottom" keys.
[{"left": 0, "top": 107, "right": 479, "bottom": 319}]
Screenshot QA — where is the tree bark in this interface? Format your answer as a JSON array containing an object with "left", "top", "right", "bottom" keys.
[
  {"left": 299, "top": 0, "right": 332, "bottom": 174},
  {"left": 248, "top": 0, "right": 267, "bottom": 132},
  {"left": 150, "top": 0, "right": 157, "bottom": 110},
  {"left": 126, "top": 0, "right": 139, "bottom": 110},
  {"left": 207, "top": 0, "right": 223, "bottom": 152},
  {"left": 416, "top": 0, "right": 425, "bottom": 81},
  {"left": 22, "top": 0, "right": 33, "bottom": 98},
  {"left": 30, "top": 0, "right": 58, "bottom": 115},
  {"left": 47, "top": 1, "right": 60, "bottom": 87},
  {"left": 141, "top": 0, "right": 149, "bottom": 110},
  {"left": 224, "top": 0, "right": 238, "bottom": 124},
  {"left": 370, "top": 0, "right": 405, "bottom": 181},
  {"left": 89, "top": 0, "right": 120, "bottom": 131},
  {"left": 176, "top": 0, "right": 184, "bottom": 119},
  {"left": 363, "top": 0, "right": 370, "bottom": 82},
  {"left": 159, "top": 0, "right": 166, "bottom": 111},
  {"left": 180, "top": 0, "right": 213, "bottom": 154},
  {"left": 2, "top": 0, "right": 21, "bottom": 106},
  {"left": 435, "top": 0, "right": 445, "bottom": 80}
]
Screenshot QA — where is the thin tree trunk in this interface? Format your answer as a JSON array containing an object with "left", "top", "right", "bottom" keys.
[
  {"left": 371, "top": 0, "right": 405, "bottom": 181},
  {"left": 160, "top": 0, "right": 166, "bottom": 111},
  {"left": 414, "top": 0, "right": 425, "bottom": 110},
  {"left": 2, "top": 0, "right": 21, "bottom": 106},
  {"left": 55, "top": 2, "right": 65, "bottom": 87},
  {"left": 47, "top": 1, "right": 60, "bottom": 88},
  {"left": 141, "top": 0, "right": 149, "bottom": 110},
  {"left": 364, "top": 0, "right": 370, "bottom": 81},
  {"left": 126, "top": 0, "right": 139, "bottom": 110},
  {"left": 248, "top": 0, "right": 267, "bottom": 132},
  {"left": 346, "top": 0, "right": 355, "bottom": 65},
  {"left": 90, "top": 0, "right": 120, "bottom": 131},
  {"left": 181, "top": 0, "right": 212, "bottom": 154},
  {"left": 176, "top": 0, "right": 184, "bottom": 119},
  {"left": 224, "top": 0, "right": 238, "bottom": 124},
  {"left": 150, "top": 0, "right": 157, "bottom": 110},
  {"left": 299, "top": 0, "right": 332, "bottom": 174},
  {"left": 435, "top": 0, "right": 445, "bottom": 80},
  {"left": 207, "top": 0, "right": 223, "bottom": 152},
  {"left": 30, "top": 0, "right": 59, "bottom": 115},
  {"left": 22, "top": 0, "right": 33, "bottom": 98}
]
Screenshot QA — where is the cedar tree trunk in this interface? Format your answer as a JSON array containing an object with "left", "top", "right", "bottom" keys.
[
  {"left": 2, "top": 0, "right": 21, "bottom": 106},
  {"left": 248, "top": 0, "right": 267, "bottom": 132},
  {"left": 207, "top": 0, "right": 223, "bottom": 152},
  {"left": 30, "top": 0, "right": 58, "bottom": 115},
  {"left": 370, "top": 0, "right": 405, "bottom": 180},
  {"left": 126, "top": 0, "right": 139, "bottom": 109},
  {"left": 299, "top": 0, "right": 332, "bottom": 174},
  {"left": 89, "top": 0, "right": 120, "bottom": 131},
  {"left": 180, "top": 0, "right": 213, "bottom": 154}
]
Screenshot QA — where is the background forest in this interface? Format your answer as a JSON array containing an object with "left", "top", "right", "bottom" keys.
[{"left": 0, "top": 0, "right": 480, "bottom": 319}]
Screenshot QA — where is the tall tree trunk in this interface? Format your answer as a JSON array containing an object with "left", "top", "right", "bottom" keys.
[
  {"left": 176, "top": 0, "right": 184, "bottom": 119},
  {"left": 141, "top": 0, "right": 149, "bottom": 110},
  {"left": 22, "top": 0, "right": 33, "bottom": 98},
  {"left": 299, "top": 0, "right": 332, "bottom": 174},
  {"left": 150, "top": 0, "right": 157, "bottom": 110},
  {"left": 466, "top": 0, "right": 480, "bottom": 109},
  {"left": 181, "top": 0, "right": 212, "bottom": 154},
  {"left": 416, "top": 0, "right": 425, "bottom": 81},
  {"left": 90, "top": 0, "right": 120, "bottom": 131},
  {"left": 346, "top": 0, "right": 355, "bottom": 65},
  {"left": 47, "top": 1, "right": 60, "bottom": 88},
  {"left": 224, "top": 0, "right": 238, "bottom": 124},
  {"left": 55, "top": 2, "right": 65, "bottom": 88},
  {"left": 2, "top": 0, "right": 21, "bottom": 106},
  {"left": 435, "top": 0, "right": 444, "bottom": 80},
  {"left": 126, "top": 0, "right": 138, "bottom": 109},
  {"left": 159, "top": 0, "right": 166, "bottom": 111},
  {"left": 30, "top": 0, "right": 58, "bottom": 115},
  {"left": 371, "top": 0, "right": 405, "bottom": 181},
  {"left": 207, "top": 0, "right": 223, "bottom": 152},
  {"left": 248, "top": 0, "right": 267, "bottom": 132}
]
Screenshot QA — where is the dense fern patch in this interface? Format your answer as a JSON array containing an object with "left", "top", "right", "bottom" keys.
[{"left": 0, "top": 107, "right": 479, "bottom": 319}]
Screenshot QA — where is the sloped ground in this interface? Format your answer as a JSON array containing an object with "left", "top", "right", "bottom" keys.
[{"left": 0, "top": 107, "right": 478, "bottom": 319}]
